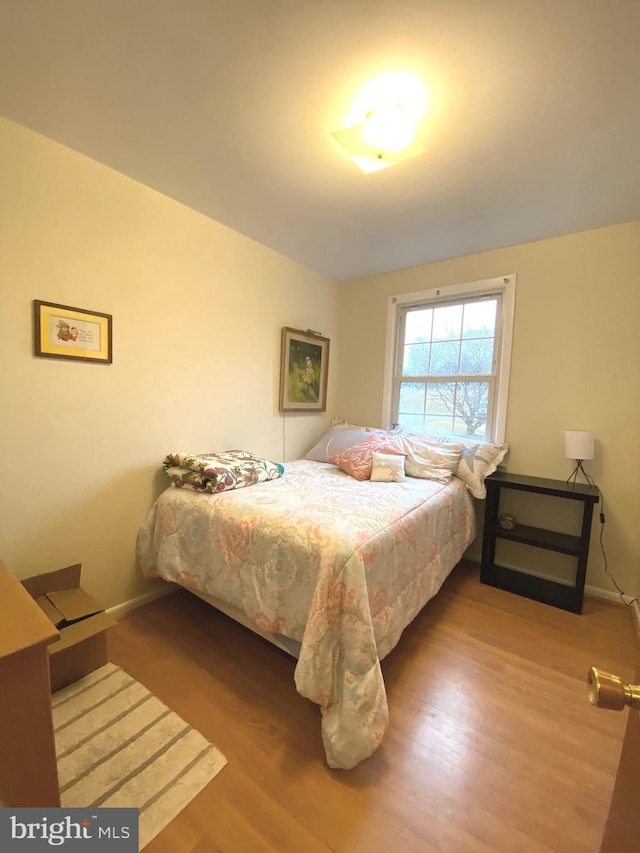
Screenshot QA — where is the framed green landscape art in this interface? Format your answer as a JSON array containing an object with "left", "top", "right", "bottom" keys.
[{"left": 279, "top": 327, "right": 329, "bottom": 412}]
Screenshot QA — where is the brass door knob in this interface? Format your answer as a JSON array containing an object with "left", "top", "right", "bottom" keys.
[{"left": 587, "top": 667, "right": 640, "bottom": 710}]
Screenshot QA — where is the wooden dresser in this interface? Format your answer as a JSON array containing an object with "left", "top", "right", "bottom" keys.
[{"left": 0, "top": 559, "right": 61, "bottom": 806}]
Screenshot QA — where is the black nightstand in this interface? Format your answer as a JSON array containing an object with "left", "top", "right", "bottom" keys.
[{"left": 480, "top": 471, "right": 599, "bottom": 613}]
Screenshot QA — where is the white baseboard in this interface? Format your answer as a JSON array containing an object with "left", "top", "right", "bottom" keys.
[
  {"left": 107, "top": 582, "right": 177, "bottom": 620},
  {"left": 584, "top": 584, "right": 636, "bottom": 606},
  {"left": 484, "top": 558, "right": 633, "bottom": 607}
]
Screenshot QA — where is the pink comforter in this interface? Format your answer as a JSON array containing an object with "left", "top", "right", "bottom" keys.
[{"left": 136, "top": 460, "right": 475, "bottom": 768}]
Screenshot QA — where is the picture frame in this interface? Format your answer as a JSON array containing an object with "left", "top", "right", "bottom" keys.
[
  {"left": 279, "top": 327, "right": 329, "bottom": 412},
  {"left": 33, "top": 300, "right": 113, "bottom": 364}
]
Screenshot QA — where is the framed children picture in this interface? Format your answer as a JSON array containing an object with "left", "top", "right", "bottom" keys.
[
  {"left": 279, "top": 327, "right": 329, "bottom": 412},
  {"left": 33, "top": 300, "right": 113, "bottom": 364}
]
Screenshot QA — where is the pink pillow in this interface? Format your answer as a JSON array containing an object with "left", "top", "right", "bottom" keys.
[{"left": 331, "top": 434, "right": 405, "bottom": 481}]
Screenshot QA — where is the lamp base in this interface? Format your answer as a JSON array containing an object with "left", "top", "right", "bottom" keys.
[{"left": 567, "top": 459, "right": 595, "bottom": 486}]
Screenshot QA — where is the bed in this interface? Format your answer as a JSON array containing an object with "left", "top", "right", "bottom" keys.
[{"left": 136, "top": 450, "right": 477, "bottom": 769}]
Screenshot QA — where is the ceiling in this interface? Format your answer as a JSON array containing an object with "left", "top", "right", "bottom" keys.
[{"left": 1, "top": 1, "right": 639, "bottom": 281}]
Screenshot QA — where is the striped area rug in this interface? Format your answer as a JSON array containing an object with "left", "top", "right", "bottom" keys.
[{"left": 52, "top": 662, "right": 227, "bottom": 849}]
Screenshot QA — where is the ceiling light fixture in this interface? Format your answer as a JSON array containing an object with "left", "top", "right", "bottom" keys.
[{"left": 332, "top": 71, "right": 428, "bottom": 173}]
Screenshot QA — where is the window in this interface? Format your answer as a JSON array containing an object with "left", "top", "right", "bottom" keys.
[{"left": 384, "top": 276, "right": 515, "bottom": 443}]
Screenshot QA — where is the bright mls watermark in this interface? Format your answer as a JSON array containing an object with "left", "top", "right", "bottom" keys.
[{"left": 0, "top": 809, "right": 138, "bottom": 851}]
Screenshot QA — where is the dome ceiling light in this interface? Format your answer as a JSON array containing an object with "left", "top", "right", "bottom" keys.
[{"left": 332, "top": 71, "right": 428, "bottom": 173}]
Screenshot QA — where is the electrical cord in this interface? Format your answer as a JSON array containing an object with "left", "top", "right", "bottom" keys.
[
  {"left": 593, "top": 483, "right": 638, "bottom": 609},
  {"left": 281, "top": 412, "right": 287, "bottom": 462}
]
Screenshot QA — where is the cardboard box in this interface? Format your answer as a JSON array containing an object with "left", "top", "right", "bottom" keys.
[{"left": 21, "top": 563, "right": 116, "bottom": 692}]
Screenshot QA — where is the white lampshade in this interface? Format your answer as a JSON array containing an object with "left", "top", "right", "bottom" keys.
[{"left": 564, "top": 429, "right": 594, "bottom": 460}]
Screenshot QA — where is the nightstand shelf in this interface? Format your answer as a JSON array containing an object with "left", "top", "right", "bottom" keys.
[
  {"left": 494, "top": 523, "right": 582, "bottom": 555},
  {"left": 480, "top": 471, "right": 599, "bottom": 614}
]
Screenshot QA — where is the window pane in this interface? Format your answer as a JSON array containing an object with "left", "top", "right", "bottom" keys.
[
  {"left": 424, "top": 383, "right": 457, "bottom": 434},
  {"left": 462, "top": 299, "right": 497, "bottom": 339},
  {"left": 425, "top": 383, "right": 455, "bottom": 415},
  {"left": 429, "top": 340, "right": 460, "bottom": 375},
  {"left": 423, "top": 380, "right": 489, "bottom": 438},
  {"left": 398, "top": 382, "right": 425, "bottom": 415},
  {"left": 402, "top": 342, "right": 430, "bottom": 375},
  {"left": 405, "top": 308, "right": 432, "bottom": 344},
  {"left": 459, "top": 337, "right": 494, "bottom": 374},
  {"left": 424, "top": 415, "right": 455, "bottom": 434},
  {"left": 453, "top": 381, "right": 489, "bottom": 437},
  {"left": 432, "top": 304, "right": 462, "bottom": 341},
  {"left": 396, "top": 413, "right": 425, "bottom": 431},
  {"left": 452, "top": 417, "right": 486, "bottom": 440}
]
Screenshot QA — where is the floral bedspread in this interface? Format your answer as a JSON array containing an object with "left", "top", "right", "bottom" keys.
[{"left": 136, "top": 460, "right": 475, "bottom": 769}]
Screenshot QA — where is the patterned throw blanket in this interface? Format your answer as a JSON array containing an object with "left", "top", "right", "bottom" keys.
[
  {"left": 137, "top": 459, "right": 476, "bottom": 769},
  {"left": 163, "top": 450, "right": 284, "bottom": 494}
]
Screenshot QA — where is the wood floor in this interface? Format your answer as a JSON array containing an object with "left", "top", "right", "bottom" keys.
[{"left": 109, "top": 561, "right": 636, "bottom": 853}]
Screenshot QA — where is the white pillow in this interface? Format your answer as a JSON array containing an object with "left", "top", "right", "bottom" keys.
[
  {"left": 392, "top": 427, "right": 508, "bottom": 498},
  {"left": 390, "top": 434, "right": 463, "bottom": 482},
  {"left": 370, "top": 452, "right": 406, "bottom": 482},
  {"left": 453, "top": 440, "right": 508, "bottom": 498}
]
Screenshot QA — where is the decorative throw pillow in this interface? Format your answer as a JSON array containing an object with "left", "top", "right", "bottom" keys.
[
  {"left": 331, "top": 434, "right": 405, "bottom": 481},
  {"left": 391, "top": 428, "right": 508, "bottom": 498},
  {"left": 305, "top": 426, "right": 385, "bottom": 463},
  {"left": 452, "top": 440, "right": 509, "bottom": 498},
  {"left": 370, "top": 452, "right": 406, "bottom": 482}
]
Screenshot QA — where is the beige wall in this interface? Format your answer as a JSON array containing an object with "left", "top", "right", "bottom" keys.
[
  {"left": 336, "top": 223, "right": 640, "bottom": 599},
  {"left": 0, "top": 118, "right": 339, "bottom": 609},
  {"left": 2, "top": 114, "right": 637, "bottom": 608}
]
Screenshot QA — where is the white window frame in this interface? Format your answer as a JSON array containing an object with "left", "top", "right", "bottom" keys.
[{"left": 382, "top": 275, "right": 516, "bottom": 443}]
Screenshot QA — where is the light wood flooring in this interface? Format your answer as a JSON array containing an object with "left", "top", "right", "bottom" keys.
[{"left": 109, "top": 560, "right": 636, "bottom": 852}]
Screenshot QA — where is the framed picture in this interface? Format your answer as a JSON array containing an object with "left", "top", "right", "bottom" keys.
[
  {"left": 279, "top": 327, "right": 329, "bottom": 412},
  {"left": 33, "top": 300, "right": 112, "bottom": 364}
]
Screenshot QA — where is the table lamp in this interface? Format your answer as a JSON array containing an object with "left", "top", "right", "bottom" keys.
[{"left": 564, "top": 429, "right": 594, "bottom": 484}]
